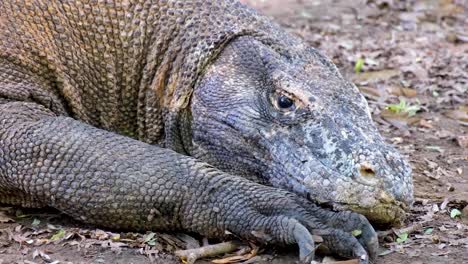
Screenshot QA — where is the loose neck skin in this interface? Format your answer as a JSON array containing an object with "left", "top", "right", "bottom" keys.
[{"left": 135, "top": 1, "right": 303, "bottom": 146}]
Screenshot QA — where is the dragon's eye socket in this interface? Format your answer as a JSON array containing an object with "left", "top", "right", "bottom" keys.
[{"left": 272, "top": 92, "right": 296, "bottom": 111}]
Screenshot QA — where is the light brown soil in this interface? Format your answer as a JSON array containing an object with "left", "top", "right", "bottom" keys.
[{"left": 1, "top": 0, "right": 467, "bottom": 263}]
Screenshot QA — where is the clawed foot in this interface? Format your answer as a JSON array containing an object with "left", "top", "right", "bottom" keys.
[
  {"left": 296, "top": 203, "right": 379, "bottom": 264},
  {"left": 219, "top": 189, "right": 379, "bottom": 264}
]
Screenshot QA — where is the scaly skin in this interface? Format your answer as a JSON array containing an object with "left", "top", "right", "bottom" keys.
[{"left": 0, "top": 1, "right": 413, "bottom": 263}]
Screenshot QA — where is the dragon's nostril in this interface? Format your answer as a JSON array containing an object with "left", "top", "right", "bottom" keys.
[{"left": 359, "top": 163, "right": 376, "bottom": 177}]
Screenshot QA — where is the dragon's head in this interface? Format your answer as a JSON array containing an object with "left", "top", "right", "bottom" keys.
[{"left": 186, "top": 36, "right": 413, "bottom": 225}]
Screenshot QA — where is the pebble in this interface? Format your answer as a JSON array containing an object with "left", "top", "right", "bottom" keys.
[{"left": 456, "top": 135, "right": 468, "bottom": 148}]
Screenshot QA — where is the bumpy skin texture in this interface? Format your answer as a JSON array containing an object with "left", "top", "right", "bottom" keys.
[{"left": 0, "top": 1, "right": 413, "bottom": 263}]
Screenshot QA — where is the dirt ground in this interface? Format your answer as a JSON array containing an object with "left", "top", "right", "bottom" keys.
[{"left": 1, "top": 0, "right": 467, "bottom": 264}]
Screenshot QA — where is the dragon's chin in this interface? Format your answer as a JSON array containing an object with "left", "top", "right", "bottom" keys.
[{"left": 332, "top": 202, "right": 408, "bottom": 226}]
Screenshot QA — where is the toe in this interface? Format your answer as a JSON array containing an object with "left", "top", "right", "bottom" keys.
[
  {"left": 311, "top": 228, "right": 368, "bottom": 264},
  {"left": 293, "top": 222, "right": 315, "bottom": 262}
]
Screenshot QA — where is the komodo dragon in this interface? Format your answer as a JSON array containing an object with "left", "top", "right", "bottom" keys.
[{"left": 0, "top": 1, "right": 413, "bottom": 263}]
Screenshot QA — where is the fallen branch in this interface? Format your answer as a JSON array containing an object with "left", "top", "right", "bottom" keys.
[
  {"left": 175, "top": 241, "right": 241, "bottom": 264},
  {"left": 377, "top": 221, "right": 429, "bottom": 239}
]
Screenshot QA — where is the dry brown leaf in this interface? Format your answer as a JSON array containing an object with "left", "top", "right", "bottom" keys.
[
  {"left": 438, "top": 0, "right": 464, "bottom": 17},
  {"left": 389, "top": 86, "right": 417, "bottom": 98},
  {"left": 435, "top": 129, "right": 454, "bottom": 139},
  {"left": 32, "top": 249, "right": 51, "bottom": 261},
  {"left": 94, "top": 229, "right": 110, "bottom": 240},
  {"left": 380, "top": 109, "right": 420, "bottom": 129},
  {"left": 401, "top": 64, "right": 428, "bottom": 80},
  {"left": 445, "top": 106, "right": 468, "bottom": 123},
  {"left": 359, "top": 86, "right": 385, "bottom": 99},
  {"left": 11, "top": 232, "right": 31, "bottom": 244},
  {"left": 354, "top": 69, "right": 400, "bottom": 83},
  {"left": 0, "top": 211, "right": 15, "bottom": 223}
]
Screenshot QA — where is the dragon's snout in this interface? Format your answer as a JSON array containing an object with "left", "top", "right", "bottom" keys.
[
  {"left": 294, "top": 140, "right": 414, "bottom": 226},
  {"left": 351, "top": 158, "right": 413, "bottom": 225}
]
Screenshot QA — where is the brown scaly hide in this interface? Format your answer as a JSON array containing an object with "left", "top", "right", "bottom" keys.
[{"left": 0, "top": 0, "right": 306, "bottom": 146}]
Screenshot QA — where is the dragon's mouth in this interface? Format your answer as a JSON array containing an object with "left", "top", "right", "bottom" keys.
[
  {"left": 278, "top": 158, "right": 412, "bottom": 226},
  {"left": 333, "top": 201, "right": 408, "bottom": 226}
]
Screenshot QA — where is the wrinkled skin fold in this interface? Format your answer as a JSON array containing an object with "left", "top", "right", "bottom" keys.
[{"left": 0, "top": 1, "right": 413, "bottom": 263}]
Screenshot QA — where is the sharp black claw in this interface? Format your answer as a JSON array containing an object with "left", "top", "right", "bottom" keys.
[
  {"left": 293, "top": 223, "right": 315, "bottom": 263},
  {"left": 358, "top": 254, "right": 369, "bottom": 264},
  {"left": 359, "top": 225, "right": 379, "bottom": 261}
]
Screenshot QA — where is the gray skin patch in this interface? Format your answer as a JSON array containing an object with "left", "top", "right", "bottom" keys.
[{"left": 188, "top": 36, "right": 413, "bottom": 225}]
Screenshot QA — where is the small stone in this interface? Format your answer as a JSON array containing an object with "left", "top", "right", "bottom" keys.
[
  {"left": 384, "top": 235, "right": 394, "bottom": 243},
  {"left": 456, "top": 135, "right": 468, "bottom": 148},
  {"left": 446, "top": 32, "right": 458, "bottom": 43},
  {"left": 447, "top": 184, "right": 455, "bottom": 192},
  {"left": 418, "top": 119, "right": 433, "bottom": 128},
  {"left": 322, "top": 256, "right": 338, "bottom": 263}
]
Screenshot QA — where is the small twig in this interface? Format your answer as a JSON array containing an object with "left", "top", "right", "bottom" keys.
[
  {"left": 322, "top": 256, "right": 359, "bottom": 264},
  {"left": 377, "top": 221, "right": 429, "bottom": 239},
  {"left": 174, "top": 241, "right": 241, "bottom": 264},
  {"left": 415, "top": 196, "right": 468, "bottom": 206}
]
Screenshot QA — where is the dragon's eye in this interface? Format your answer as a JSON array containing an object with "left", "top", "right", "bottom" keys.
[
  {"left": 271, "top": 92, "right": 296, "bottom": 112},
  {"left": 271, "top": 90, "right": 298, "bottom": 112},
  {"left": 277, "top": 95, "right": 294, "bottom": 109}
]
